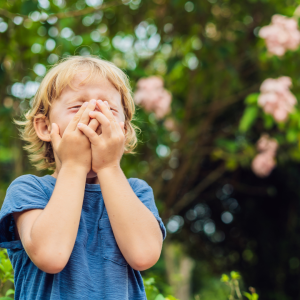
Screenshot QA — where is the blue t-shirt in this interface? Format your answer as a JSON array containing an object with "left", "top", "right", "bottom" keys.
[{"left": 0, "top": 174, "right": 167, "bottom": 300}]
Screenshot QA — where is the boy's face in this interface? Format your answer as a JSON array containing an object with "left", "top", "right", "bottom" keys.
[
  {"left": 48, "top": 72, "right": 126, "bottom": 178},
  {"left": 49, "top": 72, "right": 125, "bottom": 138}
]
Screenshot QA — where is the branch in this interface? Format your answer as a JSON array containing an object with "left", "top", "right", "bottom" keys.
[
  {"left": 0, "top": 0, "right": 124, "bottom": 21},
  {"left": 172, "top": 163, "right": 226, "bottom": 214},
  {"left": 192, "top": 83, "right": 260, "bottom": 117}
]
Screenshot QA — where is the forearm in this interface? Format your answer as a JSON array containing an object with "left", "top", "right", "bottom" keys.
[
  {"left": 29, "top": 165, "right": 86, "bottom": 266},
  {"left": 97, "top": 166, "right": 163, "bottom": 270}
]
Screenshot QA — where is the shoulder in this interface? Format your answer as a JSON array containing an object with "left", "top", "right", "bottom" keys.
[
  {"left": 9, "top": 174, "right": 42, "bottom": 186},
  {"left": 5, "top": 174, "right": 50, "bottom": 204},
  {"left": 8, "top": 174, "right": 46, "bottom": 193}
]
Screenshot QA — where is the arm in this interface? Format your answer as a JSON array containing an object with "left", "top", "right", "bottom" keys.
[
  {"left": 97, "top": 166, "right": 163, "bottom": 271},
  {"left": 77, "top": 99, "right": 164, "bottom": 271},
  {"left": 13, "top": 166, "right": 86, "bottom": 274},
  {"left": 13, "top": 100, "right": 100, "bottom": 274}
]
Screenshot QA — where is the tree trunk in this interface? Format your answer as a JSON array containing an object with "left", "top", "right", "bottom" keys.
[{"left": 163, "top": 239, "right": 195, "bottom": 300}]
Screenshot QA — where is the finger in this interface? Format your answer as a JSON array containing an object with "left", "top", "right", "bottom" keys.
[
  {"left": 78, "top": 99, "right": 97, "bottom": 126},
  {"left": 89, "top": 110, "right": 112, "bottom": 139},
  {"left": 65, "top": 102, "right": 89, "bottom": 132},
  {"left": 50, "top": 123, "right": 61, "bottom": 149},
  {"left": 77, "top": 123, "right": 99, "bottom": 145},
  {"left": 88, "top": 118, "right": 100, "bottom": 132},
  {"left": 114, "top": 122, "right": 125, "bottom": 139},
  {"left": 110, "top": 118, "right": 122, "bottom": 138},
  {"left": 96, "top": 100, "right": 116, "bottom": 123}
]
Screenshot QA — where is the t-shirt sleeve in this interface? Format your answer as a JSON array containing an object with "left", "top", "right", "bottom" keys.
[
  {"left": 0, "top": 174, "right": 50, "bottom": 250},
  {"left": 131, "top": 178, "right": 167, "bottom": 241}
]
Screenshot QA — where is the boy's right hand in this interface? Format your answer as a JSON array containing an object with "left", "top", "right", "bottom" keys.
[{"left": 50, "top": 100, "right": 98, "bottom": 174}]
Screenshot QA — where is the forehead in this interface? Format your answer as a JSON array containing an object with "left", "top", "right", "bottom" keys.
[{"left": 59, "top": 71, "right": 122, "bottom": 108}]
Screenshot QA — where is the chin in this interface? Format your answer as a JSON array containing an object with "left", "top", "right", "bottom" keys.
[{"left": 86, "top": 169, "right": 98, "bottom": 178}]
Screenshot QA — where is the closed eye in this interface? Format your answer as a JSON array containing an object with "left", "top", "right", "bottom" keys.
[{"left": 70, "top": 106, "right": 118, "bottom": 113}]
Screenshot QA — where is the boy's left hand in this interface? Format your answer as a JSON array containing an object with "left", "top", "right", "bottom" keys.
[{"left": 77, "top": 99, "right": 126, "bottom": 173}]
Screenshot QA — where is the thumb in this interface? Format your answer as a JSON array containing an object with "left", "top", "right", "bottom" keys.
[{"left": 50, "top": 123, "right": 61, "bottom": 148}]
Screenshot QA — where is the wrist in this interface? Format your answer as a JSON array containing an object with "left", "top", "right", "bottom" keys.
[
  {"left": 96, "top": 165, "right": 122, "bottom": 177},
  {"left": 61, "top": 162, "right": 89, "bottom": 174}
]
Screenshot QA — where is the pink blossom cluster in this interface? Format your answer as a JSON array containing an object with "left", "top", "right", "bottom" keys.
[
  {"left": 259, "top": 14, "right": 300, "bottom": 56},
  {"left": 258, "top": 76, "right": 297, "bottom": 122},
  {"left": 133, "top": 76, "right": 172, "bottom": 120},
  {"left": 251, "top": 134, "right": 278, "bottom": 178}
]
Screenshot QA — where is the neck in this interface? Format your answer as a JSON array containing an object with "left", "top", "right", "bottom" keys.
[{"left": 51, "top": 169, "right": 100, "bottom": 185}]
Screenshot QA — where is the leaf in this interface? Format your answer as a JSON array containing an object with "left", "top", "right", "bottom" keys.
[
  {"left": 0, "top": 297, "right": 14, "bottom": 300},
  {"left": 239, "top": 106, "right": 259, "bottom": 132},
  {"left": 5, "top": 290, "right": 14, "bottom": 296},
  {"left": 243, "top": 292, "right": 252, "bottom": 299},
  {"left": 215, "top": 139, "right": 238, "bottom": 153},
  {"left": 252, "top": 293, "right": 259, "bottom": 300},
  {"left": 263, "top": 114, "right": 274, "bottom": 129},
  {"left": 220, "top": 274, "right": 230, "bottom": 282},
  {"left": 230, "top": 271, "right": 241, "bottom": 279},
  {"left": 143, "top": 277, "right": 156, "bottom": 286},
  {"left": 286, "top": 129, "right": 298, "bottom": 143},
  {"left": 225, "top": 158, "right": 238, "bottom": 171},
  {"left": 244, "top": 93, "right": 259, "bottom": 105},
  {"left": 154, "top": 294, "right": 165, "bottom": 300}
]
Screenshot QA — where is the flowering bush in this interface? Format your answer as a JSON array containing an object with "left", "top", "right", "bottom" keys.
[
  {"left": 257, "top": 76, "right": 297, "bottom": 123},
  {"left": 259, "top": 14, "right": 300, "bottom": 56}
]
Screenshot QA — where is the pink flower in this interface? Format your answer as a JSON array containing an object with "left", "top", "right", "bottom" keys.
[
  {"left": 251, "top": 152, "right": 276, "bottom": 178},
  {"left": 259, "top": 14, "right": 300, "bottom": 56},
  {"left": 258, "top": 76, "right": 297, "bottom": 122},
  {"left": 256, "top": 134, "right": 278, "bottom": 155},
  {"left": 251, "top": 134, "right": 278, "bottom": 178},
  {"left": 133, "top": 76, "right": 172, "bottom": 119}
]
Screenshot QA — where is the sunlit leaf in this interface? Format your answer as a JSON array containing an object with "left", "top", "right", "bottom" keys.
[{"left": 239, "top": 106, "right": 258, "bottom": 132}]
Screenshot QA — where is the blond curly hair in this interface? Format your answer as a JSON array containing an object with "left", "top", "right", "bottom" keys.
[{"left": 14, "top": 55, "right": 140, "bottom": 171}]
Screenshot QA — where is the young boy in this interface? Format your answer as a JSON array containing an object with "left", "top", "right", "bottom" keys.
[{"left": 0, "top": 56, "right": 167, "bottom": 299}]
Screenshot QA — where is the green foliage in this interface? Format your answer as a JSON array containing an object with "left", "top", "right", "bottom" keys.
[
  {"left": 239, "top": 106, "right": 259, "bottom": 133},
  {"left": 243, "top": 292, "right": 259, "bottom": 300},
  {"left": 244, "top": 94, "right": 259, "bottom": 105},
  {"left": 0, "top": 249, "right": 14, "bottom": 299},
  {"left": 143, "top": 277, "right": 179, "bottom": 300},
  {"left": 220, "top": 271, "right": 259, "bottom": 300}
]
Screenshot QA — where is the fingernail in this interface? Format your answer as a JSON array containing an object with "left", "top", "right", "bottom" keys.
[
  {"left": 98, "top": 100, "right": 103, "bottom": 104},
  {"left": 77, "top": 123, "right": 82, "bottom": 127},
  {"left": 83, "top": 102, "right": 88, "bottom": 106},
  {"left": 105, "top": 101, "right": 109, "bottom": 107},
  {"left": 91, "top": 99, "right": 96, "bottom": 104}
]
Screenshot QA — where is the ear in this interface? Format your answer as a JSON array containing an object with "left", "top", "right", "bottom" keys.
[{"left": 34, "top": 114, "right": 51, "bottom": 142}]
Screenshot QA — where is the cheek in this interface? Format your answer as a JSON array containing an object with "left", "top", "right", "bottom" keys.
[{"left": 50, "top": 112, "right": 75, "bottom": 136}]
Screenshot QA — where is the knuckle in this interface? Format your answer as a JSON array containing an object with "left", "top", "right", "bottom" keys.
[{"left": 73, "top": 114, "right": 80, "bottom": 122}]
